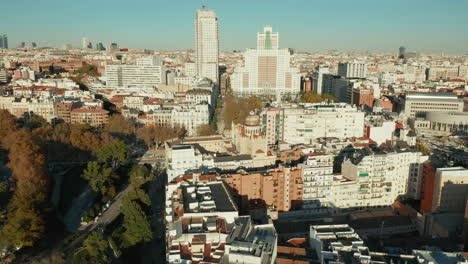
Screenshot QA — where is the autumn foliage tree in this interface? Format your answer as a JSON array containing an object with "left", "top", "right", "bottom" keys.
[
  {"left": 222, "top": 95, "right": 264, "bottom": 129},
  {"left": 1, "top": 129, "right": 49, "bottom": 249},
  {"left": 105, "top": 114, "right": 135, "bottom": 136},
  {"left": 197, "top": 124, "right": 217, "bottom": 136},
  {"left": 136, "top": 125, "right": 186, "bottom": 149},
  {"left": 300, "top": 91, "right": 335, "bottom": 103}
]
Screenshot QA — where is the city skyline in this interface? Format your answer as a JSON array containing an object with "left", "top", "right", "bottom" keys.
[{"left": 2, "top": 0, "right": 468, "bottom": 54}]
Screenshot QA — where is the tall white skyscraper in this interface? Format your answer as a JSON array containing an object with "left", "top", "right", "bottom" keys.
[
  {"left": 195, "top": 9, "right": 219, "bottom": 83},
  {"left": 82, "top": 37, "right": 90, "bottom": 49},
  {"left": 231, "top": 26, "right": 301, "bottom": 96}
]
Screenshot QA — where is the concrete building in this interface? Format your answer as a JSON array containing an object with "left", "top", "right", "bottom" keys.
[
  {"left": 82, "top": 37, "right": 90, "bottom": 49},
  {"left": 432, "top": 167, "right": 468, "bottom": 213},
  {"left": 342, "top": 145, "right": 428, "bottom": 205},
  {"left": 427, "top": 66, "right": 459, "bottom": 81},
  {"left": 412, "top": 250, "right": 468, "bottom": 264},
  {"left": 321, "top": 74, "right": 359, "bottom": 103},
  {"left": 404, "top": 92, "right": 464, "bottom": 118},
  {"left": 224, "top": 216, "right": 278, "bottom": 264},
  {"left": 0, "top": 34, "right": 8, "bottom": 49},
  {"left": 352, "top": 87, "right": 374, "bottom": 107},
  {"left": 313, "top": 66, "right": 330, "bottom": 95},
  {"left": 261, "top": 104, "right": 365, "bottom": 145},
  {"left": 105, "top": 56, "right": 165, "bottom": 88},
  {"left": 70, "top": 107, "right": 108, "bottom": 127},
  {"left": 338, "top": 63, "right": 368, "bottom": 79},
  {"left": 411, "top": 112, "right": 468, "bottom": 135},
  {"left": 231, "top": 26, "right": 301, "bottom": 97},
  {"left": 0, "top": 69, "right": 7, "bottom": 83},
  {"left": 165, "top": 143, "right": 214, "bottom": 183},
  {"left": 0, "top": 97, "right": 55, "bottom": 122},
  {"left": 222, "top": 164, "right": 303, "bottom": 213},
  {"left": 165, "top": 180, "right": 238, "bottom": 263},
  {"left": 195, "top": 9, "right": 219, "bottom": 83},
  {"left": 309, "top": 224, "right": 370, "bottom": 264},
  {"left": 54, "top": 101, "right": 76, "bottom": 123}
]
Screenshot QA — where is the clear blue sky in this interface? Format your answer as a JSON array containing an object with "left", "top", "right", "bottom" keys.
[{"left": 3, "top": 0, "right": 468, "bottom": 53}]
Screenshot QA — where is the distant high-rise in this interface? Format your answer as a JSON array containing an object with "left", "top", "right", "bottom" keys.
[
  {"left": 399, "top": 46, "right": 406, "bottom": 59},
  {"left": 0, "top": 35, "right": 7, "bottom": 49},
  {"left": 195, "top": 8, "right": 219, "bottom": 83},
  {"left": 337, "top": 62, "right": 368, "bottom": 79},
  {"left": 97, "top": 42, "right": 105, "bottom": 51},
  {"left": 109, "top": 43, "right": 119, "bottom": 52},
  {"left": 32, "top": 42, "right": 37, "bottom": 48},
  {"left": 82, "top": 37, "right": 90, "bottom": 49},
  {"left": 313, "top": 65, "right": 330, "bottom": 94},
  {"left": 231, "top": 26, "right": 301, "bottom": 96},
  {"left": 257, "top": 25, "right": 279, "bottom": 50}
]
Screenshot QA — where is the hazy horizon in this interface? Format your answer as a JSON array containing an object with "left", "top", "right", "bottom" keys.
[{"left": 3, "top": 0, "right": 468, "bottom": 54}]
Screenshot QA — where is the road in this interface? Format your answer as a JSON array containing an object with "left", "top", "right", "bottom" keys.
[
  {"left": 78, "top": 183, "right": 133, "bottom": 232},
  {"left": 142, "top": 170, "right": 166, "bottom": 264}
]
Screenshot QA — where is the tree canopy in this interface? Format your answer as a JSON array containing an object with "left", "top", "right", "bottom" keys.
[
  {"left": 97, "top": 139, "right": 128, "bottom": 169},
  {"left": 222, "top": 95, "right": 265, "bottom": 129},
  {"left": 105, "top": 114, "right": 135, "bottom": 136},
  {"left": 300, "top": 91, "right": 335, "bottom": 103}
]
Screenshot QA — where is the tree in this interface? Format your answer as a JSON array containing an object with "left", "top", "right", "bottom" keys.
[
  {"left": 129, "top": 165, "right": 149, "bottom": 188},
  {"left": 222, "top": 95, "right": 241, "bottom": 129},
  {"left": 81, "top": 161, "right": 113, "bottom": 194},
  {"left": 301, "top": 91, "right": 323, "bottom": 103},
  {"left": 197, "top": 124, "right": 217, "bottom": 136},
  {"left": 0, "top": 110, "right": 17, "bottom": 146},
  {"left": 1, "top": 129, "right": 49, "bottom": 248},
  {"left": 105, "top": 114, "right": 135, "bottom": 136},
  {"left": 81, "top": 231, "right": 109, "bottom": 263},
  {"left": 416, "top": 143, "right": 431, "bottom": 155},
  {"left": 321, "top": 93, "right": 335, "bottom": 102},
  {"left": 1, "top": 207, "right": 45, "bottom": 248},
  {"left": 97, "top": 139, "right": 128, "bottom": 169},
  {"left": 120, "top": 198, "right": 153, "bottom": 248},
  {"left": 246, "top": 96, "right": 263, "bottom": 111},
  {"left": 136, "top": 126, "right": 157, "bottom": 149}
]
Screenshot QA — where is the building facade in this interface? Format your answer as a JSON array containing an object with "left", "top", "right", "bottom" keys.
[
  {"left": 105, "top": 56, "right": 165, "bottom": 88},
  {"left": 231, "top": 26, "right": 301, "bottom": 97},
  {"left": 261, "top": 104, "right": 365, "bottom": 145},
  {"left": 404, "top": 92, "right": 464, "bottom": 118},
  {"left": 195, "top": 9, "right": 219, "bottom": 83}
]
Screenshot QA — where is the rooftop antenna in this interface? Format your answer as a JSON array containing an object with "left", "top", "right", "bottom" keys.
[{"left": 202, "top": 0, "right": 206, "bottom": 9}]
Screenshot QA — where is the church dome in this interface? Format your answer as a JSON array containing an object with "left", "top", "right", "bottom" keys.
[{"left": 245, "top": 111, "right": 260, "bottom": 126}]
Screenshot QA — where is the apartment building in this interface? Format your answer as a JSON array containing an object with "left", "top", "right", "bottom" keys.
[
  {"left": 342, "top": 145, "right": 428, "bottom": 205},
  {"left": 105, "top": 56, "right": 165, "bottom": 88},
  {"left": 0, "top": 97, "right": 55, "bottom": 121},
  {"left": 261, "top": 103, "right": 365, "bottom": 145},
  {"left": 165, "top": 180, "right": 238, "bottom": 263},
  {"left": 70, "top": 107, "right": 108, "bottom": 127},
  {"left": 223, "top": 216, "right": 277, "bottom": 264},
  {"left": 431, "top": 167, "right": 468, "bottom": 213},
  {"left": 338, "top": 62, "right": 368, "bottom": 79},
  {"left": 221, "top": 164, "right": 303, "bottom": 213}
]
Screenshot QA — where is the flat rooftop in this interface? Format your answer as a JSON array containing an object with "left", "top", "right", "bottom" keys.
[{"left": 181, "top": 182, "right": 237, "bottom": 213}]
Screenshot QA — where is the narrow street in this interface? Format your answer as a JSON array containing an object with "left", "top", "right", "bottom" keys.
[{"left": 142, "top": 169, "right": 166, "bottom": 263}]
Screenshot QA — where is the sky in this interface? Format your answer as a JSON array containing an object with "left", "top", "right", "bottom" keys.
[{"left": 2, "top": 0, "right": 468, "bottom": 53}]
